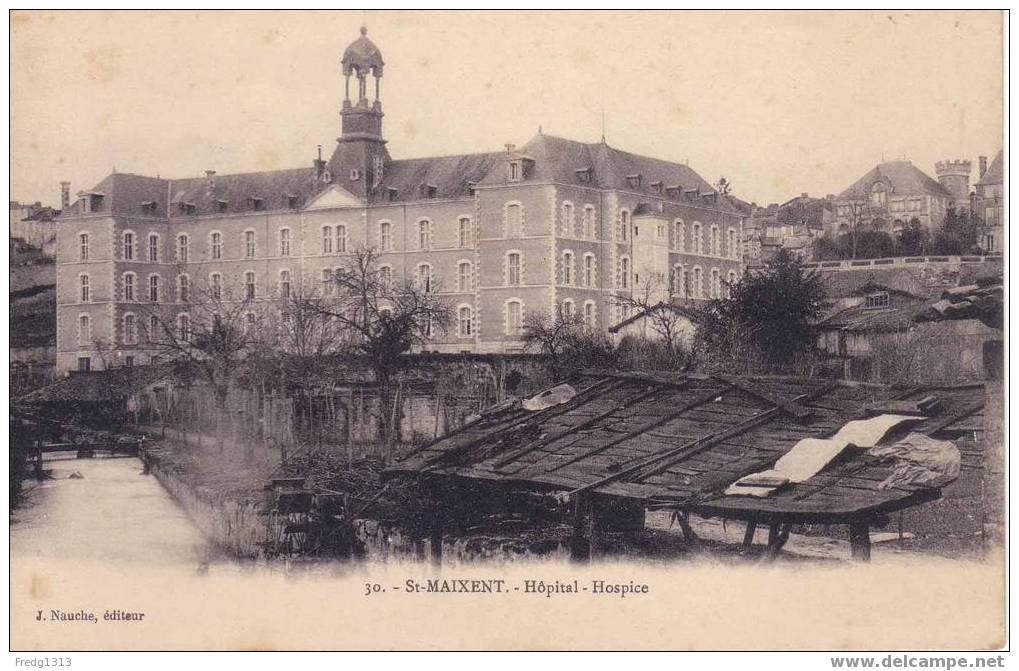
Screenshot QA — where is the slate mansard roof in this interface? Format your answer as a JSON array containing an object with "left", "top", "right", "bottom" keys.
[
  {"left": 60, "top": 134, "right": 735, "bottom": 219},
  {"left": 975, "top": 150, "right": 1003, "bottom": 187},
  {"left": 837, "top": 160, "right": 953, "bottom": 201}
]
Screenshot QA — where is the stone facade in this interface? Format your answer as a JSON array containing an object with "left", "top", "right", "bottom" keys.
[{"left": 54, "top": 27, "right": 744, "bottom": 374}]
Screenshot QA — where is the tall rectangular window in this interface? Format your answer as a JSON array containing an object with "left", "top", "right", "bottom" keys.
[
  {"left": 123, "top": 273, "right": 135, "bottom": 301},
  {"left": 280, "top": 270, "right": 291, "bottom": 298},
  {"left": 379, "top": 222, "right": 392, "bottom": 251},
  {"left": 458, "top": 217, "right": 472, "bottom": 248},
  {"left": 123, "top": 232, "right": 134, "bottom": 260},
  {"left": 123, "top": 314, "right": 137, "bottom": 344},
  {"left": 506, "top": 204, "right": 521, "bottom": 237},
  {"left": 79, "top": 233, "right": 89, "bottom": 262},
  {"left": 507, "top": 301, "right": 522, "bottom": 335},
  {"left": 78, "top": 315, "right": 91, "bottom": 346},
  {"left": 336, "top": 225, "right": 347, "bottom": 252},
  {"left": 458, "top": 262, "right": 472, "bottom": 292},
  {"left": 80, "top": 275, "right": 90, "bottom": 303},
  {"left": 322, "top": 226, "right": 333, "bottom": 254},
  {"left": 177, "top": 234, "right": 189, "bottom": 262},
  {"left": 178, "top": 275, "right": 189, "bottom": 302},
  {"left": 418, "top": 220, "right": 431, "bottom": 250},
  {"left": 584, "top": 255, "right": 594, "bottom": 286},
  {"left": 148, "top": 234, "right": 159, "bottom": 262},
  {"left": 507, "top": 253, "right": 521, "bottom": 285},
  {"left": 245, "top": 272, "right": 256, "bottom": 300},
  {"left": 149, "top": 275, "right": 159, "bottom": 302},
  {"left": 245, "top": 230, "right": 256, "bottom": 258},
  {"left": 211, "top": 232, "right": 222, "bottom": 259},
  {"left": 279, "top": 229, "right": 291, "bottom": 256},
  {"left": 211, "top": 273, "right": 223, "bottom": 300}
]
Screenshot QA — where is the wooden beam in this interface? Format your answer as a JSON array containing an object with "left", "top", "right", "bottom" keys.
[
  {"left": 493, "top": 381, "right": 674, "bottom": 469},
  {"left": 398, "top": 375, "right": 621, "bottom": 465},
  {"left": 741, "top": 520, "right": 758, "bottom": 550},
  {"left": 541, "top": 381, "right": 714, "bottom": 473},
  {"left": 714, "top": 374, "right": 812, "bottom": 420},
  {"left": 923, "top": 402, "right": 985, "bottom": 436},
  {"left": 849, "top": 520, "right": 871, "bottom": 561},
  {"left": 418, "top": 377, "right": 627, "bottom": 468}
]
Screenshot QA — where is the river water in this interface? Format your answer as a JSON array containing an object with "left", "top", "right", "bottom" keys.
[{"left": 10, "top": 456, "right": 223, "bottom": 569}]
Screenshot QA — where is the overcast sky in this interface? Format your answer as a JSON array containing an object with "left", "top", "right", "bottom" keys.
[{"left": 10, "top": 10, "right": 1003, "bottom": 207}]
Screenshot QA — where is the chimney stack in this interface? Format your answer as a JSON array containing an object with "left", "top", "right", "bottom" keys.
[
  {"left": 205, "top": 170, "right": 217, "bottom": 194},
  {"left": 979, "top": 155, "right": 988, "bottom": 179},
  {"left": 60, "top": 181, "right": 70, "bottom": 210},
  {"left": 505, "top": 143, "right": 516, "bottom": 153},
  {"left": 313, "top": 145, "right": 326, "bottom": 179},
  {"left": 801, "top": 192, "right": 809, "bottom": 199}
]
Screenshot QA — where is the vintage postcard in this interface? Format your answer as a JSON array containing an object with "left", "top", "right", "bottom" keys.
[{"left": 8, "top": 9, "right": 1007, "bottom": 655}]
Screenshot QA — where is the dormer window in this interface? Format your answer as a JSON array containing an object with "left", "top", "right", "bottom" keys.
[
  {"left": 575, "top": 167, "right": 592, "bottom": 184},
  {"left": 650, "top": 181, "right": 663, "bottom": 194},
  {"left": 683, "top": 188, "right": 699, "bottom": 200},
  {"left": 864, "top": 292, "right": 890, "bottom": 309},
  {"left": 285, "top": 194, "right": 299, "bottom": 209},
  {"left": 419, "top": 184, "right": 438, "bottom": 198},
  {"left": 216, "top": 199, "right": 229, "bottom": 213},
  {"left": 141, "top": 201, "right": 158, "bottom": 214},
  {"left": 666, "top": 185, "right": 682, "bottom": 199},
  {"left": 178, "top": 201, "right": 196, "bottom": 215},
  {"left": 626, "top": 174, "right": 642, "bottom": 190},
  {"left": 80, "top": 192, "right": 104, "bottom": 213},
  {"left": 386, "top": 187, "right": 399, "bottom": 201},
  {"left": 350, "top": 169, "right": 361, "bottom": 181},
  {"left": 250, "top": 197, "right": 265, "bottom": 211},
  {"left": 465, "top": 180, "right": 477, "bottom": 196},
  {"left": 508, "top": 160, "right": 522, "bottom": 182}
]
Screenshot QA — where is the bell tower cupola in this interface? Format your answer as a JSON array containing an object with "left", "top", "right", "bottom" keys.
[{"left": 328, "top": 25, "right": 389, "bottom": 199}]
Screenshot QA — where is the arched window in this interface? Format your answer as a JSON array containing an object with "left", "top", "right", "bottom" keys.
[
  {"left": 322, "top": 268, "right": 334, "bottom": 295},
  {"left": 177, "top": 313, "right": 190, "bottom": 342},
  {"left": 561, "top": 201, "right": 574, "bottom": 237},
  {"left": 562, "top": 299, "right": 576, "bottom": 321},
  {"left": 418, "top": 219, "right": 431, "bottom": 250},
  {"left": 458, "top": 305, "right": 474, "bottom": 337},
  {"left": 710, "top": 225, "right": 720, "bottom": 256},
  {"left": 123, "top": 272, "right": 136, "bottom": 301},
  {"left": 583, "top": 205, "right": 596, "bottom": 240},
  {"left": 210, "top": 272, "right": 223, "bottom": 301},
  {"left": 457, "top": 261, "right": 473, "bottom": 292},
  {"left": 674, "top": 220, "right": 685, "bottom": 252},
  {"left": 562, "top": 251, "right": 575, "bottom": 285},
  {"left": 710, "top": 268, "right": 721, "bottom": 298},
  {"left": 619, "top": 256, "right": 630, "bottom": 289},
  {"left": 148, "top": 274, "right": 160, "bottom": 302},
  {"left": 79, "top": 274, "right": 90, "bottom": 303},
  {"left": 726, "top": 270, "right": 738, "bottom": 298},
  {"left": 583, "top": 300, "right": 596, "bottom": 327},
  {"left": 379, "top": 221, "right": 392, "bottom": 251},
  {"left": 322, "top": 226, "right": 333, "bottom": 254},
  {"left": 336, "top": 224, "right": 347, "bottom": 252},
  {"left": 78, "top": 232, "right": 90, "bottom": 261},
  {"left": 506, "top": 300, "right": 524, "bottom": 335},
  {"left": 148, "top": 233, "right": 159, "bottom": 262},
  {"left": 583, "top": 253, "right": 596, "bottom": 287},
  {"left": 688, "top": 224, "right": 705, "bottom": 255},
  {"left": 279, "top": 228, "right": 291, "bottom": 257},
  {"left": 244, "top": 230, "right": 256, "bottom": 258},
  {"left": 122, "top": 230, "right": 135, "bottom": 260},
  {"left": 727, "top": 228, "right": 738, "bottom": 259},
  {"left": 123, "top": 313, "right": 137, "bottom": 345},
  {"left": 279, "top": 270, "right": 291, "bottom": 298},
  {"left": 417, "top": 263, "right": 433, "bottom": 293},
  {"left": 244, "top": 271, "right": 256, "bottom": 300},
  {"left": 457, "top": 217, "right": 472, "bottom": 248},
  {"left": 178, "top": 274, "right": 190, "bottom": 302},
  {"left": 210, "top": 231, "right": 223, "bottom": 259},
  {"left": 505, "top": 202, "right": 523, "bottom": 237},
  {"left": 620, "top": 209, "right": 630, "bottom": 241},
  {"left": 692, "top": 266, "right": 703, "bottom": 298},
  {"left": 177, "top": 234, "right": 189, "bottom": 262},
  {"left": 506, "top": 252, "right": 522, "bottom": 286},
  {"left": 77, "top": 314, "right": 91, "bottom": 346}
]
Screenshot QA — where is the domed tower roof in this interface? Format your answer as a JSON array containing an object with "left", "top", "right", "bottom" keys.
[{"left": 342, "top": 26, "right": 384, "bottom": 77}]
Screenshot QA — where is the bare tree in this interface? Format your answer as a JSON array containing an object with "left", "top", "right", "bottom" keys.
[
  {"left": 522, "top": 302, "right": 587, "bottom": 378},
  {"left": 313, "top": 247, "right": 453, "bottom": 447},
  {"left": 613, "top": 272, "right": 693, "bottom": 358}
]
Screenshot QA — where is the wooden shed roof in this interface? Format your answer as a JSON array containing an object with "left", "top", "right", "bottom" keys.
[{"left": 388, "top": 371, "right": 986, "bottom": 524}]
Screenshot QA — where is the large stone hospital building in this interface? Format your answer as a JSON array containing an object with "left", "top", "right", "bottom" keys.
[{"left": 55, "top": 27, "right": 744, "bottom": 373}]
